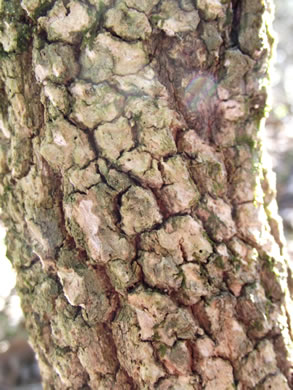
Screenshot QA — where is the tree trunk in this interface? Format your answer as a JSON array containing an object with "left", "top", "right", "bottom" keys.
[{"left": 0, "top": 0, "right": 292, "bottom": 388}]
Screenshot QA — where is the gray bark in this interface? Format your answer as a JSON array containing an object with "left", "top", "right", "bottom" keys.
[{"left": 0, "top": 0, "right": 292, "bottom": 388}]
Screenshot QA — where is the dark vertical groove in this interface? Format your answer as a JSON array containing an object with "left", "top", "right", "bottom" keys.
[{"left": 231, "top": 0, "right": 242, "bottom": 47}]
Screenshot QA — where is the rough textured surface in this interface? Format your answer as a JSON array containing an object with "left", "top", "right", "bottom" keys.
[{"left": 0, "top": 0, "right": 292, "bottom": 389}]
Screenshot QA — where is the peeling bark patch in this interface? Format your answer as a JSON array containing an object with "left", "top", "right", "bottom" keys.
[
  {"left": 94, "top": 117, "right": 134, "bottom": 162},
  {"left": 33, "top": 42, "right": 79, "bottom": 84},
  {"left": 179, "top": 263, "right": 210, "bottom": 305},
  {"left": 153, "top": 0, "right": 200, "bottom": 37},
  {"left": 140, "top": 215, "right": 213, "bottom": 263},
  {"left": 105, "top": 5, "right": 152, "bottom": 41},
  {"left": 38, "top": 0, "right": 96, "bottom": 44},
  {"left": 128, "top": 287, "right": 199, "bottom": 346},
  {"left": 138, "top": 251, "right": 183, "bottom": 291},
  {"left": 196, "top": 0, "right": 227, "bottom": 21},
  {"left": 77, "top": 324, "right": 119, "bottom": 379},
  {"left": 64, "top": 185, "right": 134, "bottom": 263},
  {"left": 65, "top": 162, "right": 101, "bottom": 194},
  {"left": 69, "top": 81, "right": 125, "bottom": 129},
  {"left": 120, "top": 186, "right": 163, "bottom": 235},
  {"left": 112, "top": 305, "right": 165, "bottom": 387},
  {"left": 125, "top": 0, "right": 160, "bottom": 14},
  {"left": 44, "top": 82, "right": 70, "bottom": 115},
  {"left": 193, "top": 295, "right": 253, "bottom": 361},
  {"left": 138, "top": 126, "right": 177, "bottom": 159},
  {"left": 95, "top": 33, "right": 148, "bottom": 76},
  {"left": 236, "top": 340, "right": 278, "bottom": 387},
  {"left": 195, "top": 356, "right": 234, "bottom": 390},
  {"left": 107, "top": 259, "right": 141, "bottom": 293},
  {"left": 159, "top": 155, "right": 200, "bottom": 214},
  {"left": 178, "top": 130, "right": 227, "bottom": 197},
  {"left": 157, "top": 340, "right": 192, "bottom": 375},
  {"left": 196, "top": 195, "right": 237, "bottom": 242},
  {"left": 40, "top": 117, "right": 95, "bottom": 171},
  {"left": 236, "top": 202, "right": 275, "bottom": 249}
]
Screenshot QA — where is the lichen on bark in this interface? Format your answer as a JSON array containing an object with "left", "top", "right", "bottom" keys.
[{"left": 0, "top": 0, "right": 292, "bottom": 389}]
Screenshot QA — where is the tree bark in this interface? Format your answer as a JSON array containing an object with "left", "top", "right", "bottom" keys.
[{"left": 0, "top": 0, "right": 292, "bottom": 388}]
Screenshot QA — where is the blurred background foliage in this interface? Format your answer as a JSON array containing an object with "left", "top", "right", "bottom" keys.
[
  {"left": 266, "top": 0, "right": 293, "bottom": 256},
  {"left": 0, "top": 0, "right": 292, "bottom": 388}
]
